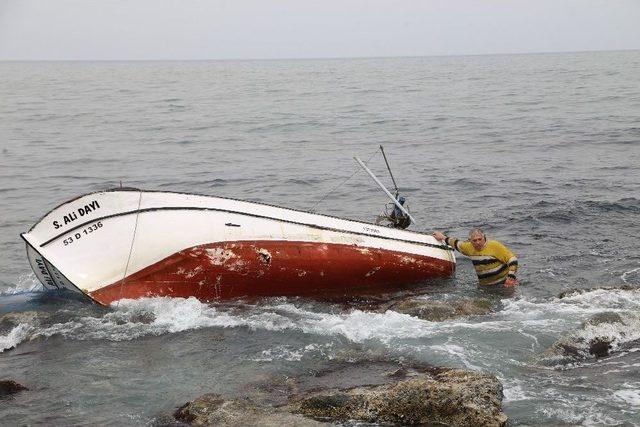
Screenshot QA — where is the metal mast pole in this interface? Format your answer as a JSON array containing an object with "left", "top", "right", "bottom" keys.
[
  {"left": 354, "top": 156, "right": 418, "bottom": 226},
  {"left": 379, "top": 145, "right": 399, "bottom": 197}
]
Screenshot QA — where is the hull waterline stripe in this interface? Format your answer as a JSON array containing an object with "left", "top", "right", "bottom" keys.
[{"left": 38, "top": 206, "right": 453, "bottom": 252}]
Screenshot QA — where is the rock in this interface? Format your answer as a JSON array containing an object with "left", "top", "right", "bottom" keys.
[
  {"left": 174, "top": 393, "right": 326, "bottom": 426},
  {"left": 588, "top": 339, "right": 612, "bottom": 358},
  {"left": 531, "top": 311, "right": 634, "bottom": 366},
  {"left": 288, "top": 367, "right": 507, "bottom": 426},
  {"left": 389, "top": 297, "right": 493, "bottom": 321},
  {"left": 179, "top": 360, "right": 508, "bottom": 427},
  {"left": 245, "top": 360, "right": 417, "bottom": 408},
  {"left": 584, "top": 312, "right": 623, "bottom": 327},
  {"left": 0, "top": 380, "right": 28, "bottom": 396}
]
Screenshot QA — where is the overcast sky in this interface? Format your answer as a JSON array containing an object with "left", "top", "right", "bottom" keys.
[{"left": 0, "top": 0, "right": 638, "bottom": 60}]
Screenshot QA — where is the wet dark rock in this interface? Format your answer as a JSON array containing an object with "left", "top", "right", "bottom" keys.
[
  {"left": 174, "top": 393, "right": 326, "bottom": 426},
  {"left": 288, "top": 367, "right": 507, "bottom": 426},
  {"left": 245, "top": 360, "right": 403, "bottom": 407},
  {"left": 150, "top": 412, "right": 187, "bottom": 426},
  {"left": 588, "top": 339, "right": 612, "bottom": 358},
  {"left": 388, "top": 297, "right": 493, "bottom": 321},
  {"left": 0, "top": 380, "right": 28, "bottom": 396},
  {"left": 584, "top": 312, "right": 624, "bottom": 327}
]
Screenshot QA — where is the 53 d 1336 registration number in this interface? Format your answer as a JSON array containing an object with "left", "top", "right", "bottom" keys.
[{"left": 62, "top": 222, "right": 103, "bottom": 246}]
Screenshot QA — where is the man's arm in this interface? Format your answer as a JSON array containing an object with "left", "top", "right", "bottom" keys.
[
  {"left": 432, "top": 232, "right": 473, "bottom": 256},
  {"left": 490, "top": 241, "right": 519, "bottom": 286}
]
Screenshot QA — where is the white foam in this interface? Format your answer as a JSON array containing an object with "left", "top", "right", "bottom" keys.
[
  {"left": 613, "top": 386, "right": 640, "bottom": 408},
  {"left": 503, "top": 381, "right": 528, "bottom": 402},
  {"left": 429, "top": 340, "right": 481, "bottom": 370},
  {"left": 12, "top": 297, "right": 438, "bottom": 345},
  {"left": 538, "top": 403, "right": 620, "bottom": 426},
  {"left": 0, "top": 324, "right": 33, "bottom": 352},
  {"left": 539, "top": 406, "right": 584, "bottom": 423},
  {"left": 57, "top": 293, "right": 640, "bottom": 348},
  {"left": 493, "top": 290, "right": 640, "bottom": 336},
  {"left": 621, "top": 266, "right": 640, "bottom": 284},
  {"left": 0, "top": 273, "right": 44, "bottom": 295},
  {"left": 295, "top": 308, "right": 434, "bottom": 343},
  {"left": 234, "top": 301, "right": 438, "bottom": 343},
  {"left": 6, "top": 287, "right": 640, "bottom": 357},
  {"left": 557, "top": 287, "right": 640, "bottom": 311},
  {"left": 571, "top": 313, "right": 640, "bottom": 351},
  {"left": 250, "top": 343, "right": 333, "bottom": 362},
  {"left": 33, "top": 297, "right": 250, "bottom": 341}
]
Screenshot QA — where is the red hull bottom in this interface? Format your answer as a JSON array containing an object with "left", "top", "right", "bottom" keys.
[{"left": 89, "top": 241, "right": 454, "bottom": 305}]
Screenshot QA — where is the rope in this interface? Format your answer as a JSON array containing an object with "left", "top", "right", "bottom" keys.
[
  {"left": 309, "top": 148, "right": 380, "bottom": 213},
  {"left": 116, "top": 191, "right": 143, "bottom": 308}
]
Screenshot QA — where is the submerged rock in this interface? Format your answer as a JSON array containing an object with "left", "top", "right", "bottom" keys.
[
  {"left": 388, "top": 296, "right": 493, "bottom": 321},
  {"left": 288, "top": 367, "right": 507, "bottom": 426},
  {"left": 0, "top": 380, "right": 28, "bottom": 396},
  {"left": 0, "top": 311, "right": 43, "bottom": 333},
  {"left": 174, "top": 393, "right": 326, "bottom": 426},
  {"left": 532, "top": 311, "right": 640, "bottom": 366},
  {"left": 557, "top": 285, "right": 638, "bottom": 299}
]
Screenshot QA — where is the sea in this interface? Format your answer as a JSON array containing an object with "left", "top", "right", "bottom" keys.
[{"left": 1, "top": 51, "right": 639, "bottom": 426}]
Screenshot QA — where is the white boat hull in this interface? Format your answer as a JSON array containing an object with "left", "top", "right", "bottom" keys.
[{"left": 22, "top": 189, "right": 455, "bottom": 305}]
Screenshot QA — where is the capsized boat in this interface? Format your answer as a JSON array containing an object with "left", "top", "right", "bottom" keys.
[{"left": 21, "top": 189, "right": 456, "bottom": 306}]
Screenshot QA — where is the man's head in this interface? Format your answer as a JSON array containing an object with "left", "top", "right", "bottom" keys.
[{"left": 468, "top": 228, "right": 486, "bottom": 250}]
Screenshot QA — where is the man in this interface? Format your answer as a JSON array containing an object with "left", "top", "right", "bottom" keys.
[{"left": 432, "top": 229, "right": 519, "bottom": 287}]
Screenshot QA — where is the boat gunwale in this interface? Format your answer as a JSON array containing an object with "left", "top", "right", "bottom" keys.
[{"left": 26, "top": 188, "right": 454, "bottom": 252}]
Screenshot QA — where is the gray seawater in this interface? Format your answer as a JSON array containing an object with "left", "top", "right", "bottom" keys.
[{"left": 1, "top": 51, "right": 639, "bottom": 425}]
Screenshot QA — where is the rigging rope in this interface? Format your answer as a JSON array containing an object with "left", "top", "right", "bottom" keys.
[
  {"left": 116, "top": 190, "right": 143, "bottom": 308},
  {"left": 309, "top": 148, "right": 380, "bottom": 213}
]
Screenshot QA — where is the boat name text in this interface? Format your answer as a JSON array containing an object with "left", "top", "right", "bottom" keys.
[
  {"left": 53, "top": 200, "right": 101, "bottom": 229},
  {"left": 35, "top": 258, "right": 56, "bottom": 288}
]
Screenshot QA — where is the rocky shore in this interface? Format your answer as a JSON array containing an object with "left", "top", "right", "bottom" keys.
[
  {"left": 168, "top": 293, "right": 506, "bottom": 426},
  {"left": 174, "top": 394, "right": 325, "bottom": 426},
  {"left": 172, "top": 360, "right": 507, "bottom": 426}
]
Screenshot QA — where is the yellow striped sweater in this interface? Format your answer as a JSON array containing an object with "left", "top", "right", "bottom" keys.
[{"left": 444, "top": 237, "right": 518, "bottom": 286}]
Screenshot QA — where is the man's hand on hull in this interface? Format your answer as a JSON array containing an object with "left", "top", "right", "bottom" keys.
[
  {"left": 432, "top": 231, "right": 446, "bottom": 242},
  {"left": 504, "top": 277, "right": 519, "bottom": 287}
]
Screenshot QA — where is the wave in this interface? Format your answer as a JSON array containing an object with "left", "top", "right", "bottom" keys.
[
  {"left": 0, "top": 297, "right": 437, "bottom": 352},
  {"left": 0, "top": 273, "right": 44, "bottom": 296},
  {"left": 515, "top": 288, "right": 640, "bottom": 368},
  {"left": 621, "top": 267, "right": 640, "bottom": 285},
  {"left": 3, "top": 286, "right": 640, "bottom": 359},
  {"left": 505, "top": 197, "right": 640, "bottom": 227},
  {"left": 612, "top": 386, "right": 640, "bottom": 408},
  {"left": 0, "top": 323, "right": 33, "bottom": 352}
]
